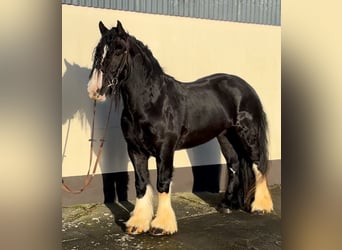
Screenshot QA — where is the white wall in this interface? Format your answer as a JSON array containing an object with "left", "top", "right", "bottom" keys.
[{"left": 62, "top": 5, "right": 281, "bottom": 177}]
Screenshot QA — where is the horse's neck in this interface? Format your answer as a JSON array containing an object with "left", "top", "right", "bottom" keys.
[{"left": 122, "top": 56, "right": 164, "bottom": 109}]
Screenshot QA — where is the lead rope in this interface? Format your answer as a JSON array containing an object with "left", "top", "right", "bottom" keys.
[
  {"left": 62, "top": 48, "right": 128, "bottom": 194},
  {"left": 62, "top": 95, "right": 115, "bottom": 194}
]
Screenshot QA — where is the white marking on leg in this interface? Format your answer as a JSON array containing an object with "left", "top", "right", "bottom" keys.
[
  {"left": 251, "top": 164, "right": 273, "bottom": 213},
  {"left": 125, "top": 184, "right": 154, "bottom": 234},
  {"left": 87, "top": 69, "right": 106, "bottom": 101},
  {"left": 151, "top": 183, "right": 178, "bottom": 234}
]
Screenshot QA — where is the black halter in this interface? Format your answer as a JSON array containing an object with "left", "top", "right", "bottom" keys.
[{"left": 104, "top": 49, "right": 129, "bottom": 96}]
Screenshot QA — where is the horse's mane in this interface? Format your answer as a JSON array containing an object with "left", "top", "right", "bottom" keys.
[{"left": 127, "top": 34, "right": 164, "bottom": 77}]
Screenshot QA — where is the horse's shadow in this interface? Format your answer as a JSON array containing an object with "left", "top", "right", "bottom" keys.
[
  {"left": 186, "top": 140, "right": 225, "bottom": 207},
  {"left": 62, "top": 59, "right": 130, "bottom": 204},
  {"left": 105, "top": 201, "right": 135, "bottom": 232}
]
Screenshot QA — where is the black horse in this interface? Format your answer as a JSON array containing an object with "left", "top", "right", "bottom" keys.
[{"left": 87, "top": 20, "right": 273, "bottom": 236}]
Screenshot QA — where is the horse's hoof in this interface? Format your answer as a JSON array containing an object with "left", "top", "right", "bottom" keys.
[
  {"left": 217, "top": 201, "right": 236, "bottom": 214},
  {"left": 217, "top": 206, "right": 233, "bottom": 214},
  {"left": 251, "top": 209, "right": 271, "bottom": 215},
  {"left": 149, "top": 227, "right": 174, "bottom": 236},
  {"left": 126, "top": 226, "right": 147, "bottom": 235}
]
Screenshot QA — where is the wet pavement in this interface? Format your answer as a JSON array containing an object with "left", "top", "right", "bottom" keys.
[{"left": 62, "top": 186, "right": 281, "bottom": 249}]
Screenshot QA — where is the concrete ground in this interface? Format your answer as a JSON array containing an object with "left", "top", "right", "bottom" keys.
[{"left": 62, "top": 185, "right": 281, "bottom": 250}]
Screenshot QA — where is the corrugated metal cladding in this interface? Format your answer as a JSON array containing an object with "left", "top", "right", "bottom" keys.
[{"left": 62, "top": 0, "right": 281, "bottom": 26}]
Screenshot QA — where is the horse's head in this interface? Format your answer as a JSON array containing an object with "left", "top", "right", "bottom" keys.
[{"left": 87, "top": 20, "right": 129, "bottom": 102}]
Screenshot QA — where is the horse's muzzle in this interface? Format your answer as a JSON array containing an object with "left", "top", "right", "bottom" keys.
[{"left": 89, "top": 90, "right": 106, "bottom": 102}]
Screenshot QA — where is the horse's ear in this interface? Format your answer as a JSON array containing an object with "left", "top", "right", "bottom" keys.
[
  {"left": 99, "top": 21, "right": 108, "bottom": 35},
  {"left": 64, "top": 59, "right": 72, "bottom": 68},
  {"left": 116, "top": 20, "right": 127, "bottom": 38}
]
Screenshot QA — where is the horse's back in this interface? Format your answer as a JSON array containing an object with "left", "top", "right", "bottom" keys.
[
  {"left": 185, "top": 73, "right": 257, "bottom": 95},
  {"left": 182, "top": 73, "right": 262, "bottom": 114},
  {"left": 175, "top": 73, "right": 263, "bottom": 149}
]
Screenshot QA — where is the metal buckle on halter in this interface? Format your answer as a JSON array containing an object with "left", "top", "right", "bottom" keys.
[
  {"left": 106, "top": 77, "right": 118, "bottom": 98},
  {"left": 107, "top": 78, "right": 118, "bottom": 89},
  {"left": 107, "top": 50, "right": 127, "bottom": 95}
]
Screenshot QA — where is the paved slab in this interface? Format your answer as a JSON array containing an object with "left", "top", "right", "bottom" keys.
[{"left": 62, "top": 186, "right": 281, "bottom": 249}]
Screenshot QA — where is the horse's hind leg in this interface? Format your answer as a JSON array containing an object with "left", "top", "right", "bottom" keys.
[
  {"left": 251, "top": 163, "right": 273, "bottom": 213},
  {"left": 217, "top": 133, "right": 243, "bottom": 213},
  {"left": 235, "top": 114, "right": 273, "bottom": 213}
]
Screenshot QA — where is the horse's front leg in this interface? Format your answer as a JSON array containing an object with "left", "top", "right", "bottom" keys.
[
  {"left": 150, "top": 144, "right": 178, "bottom": 236},
  {"left": 125, "top": 149, "right": 154, "bottom": 235}
]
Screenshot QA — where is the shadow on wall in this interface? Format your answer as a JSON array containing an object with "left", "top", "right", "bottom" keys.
[
  {"left": 187, "top": 139, "right": 224, "bottom": 193},
  {"left": 62, "top": 59, "right": 129, "bottom": 203}
]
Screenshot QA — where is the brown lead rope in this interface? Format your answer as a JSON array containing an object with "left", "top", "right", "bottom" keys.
[{"left": 62, "top": 96, "right": 115, "bottom": 194}]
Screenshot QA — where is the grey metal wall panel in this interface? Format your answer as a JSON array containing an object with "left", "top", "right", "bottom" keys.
[{"left": 62, "top": 0, "right": 281, "bottom": 26}]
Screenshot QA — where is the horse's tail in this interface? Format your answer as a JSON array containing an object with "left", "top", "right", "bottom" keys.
[
  {"left": 239, "top": 157, "right": 255, "bottom": 211},
  {"left": 257, "top": 108, "right": 269, "bottom": 175}
]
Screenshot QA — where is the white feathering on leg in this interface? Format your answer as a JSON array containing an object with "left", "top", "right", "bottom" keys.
[
  {"left": 251, "top": 164, "right": 273, "bottom": 213},
  {"left": 125, "top": 184, "right": 154, "bottom": 234},
  {"left": 151, "top": 182, "right": 178, "bottom": 234}
]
